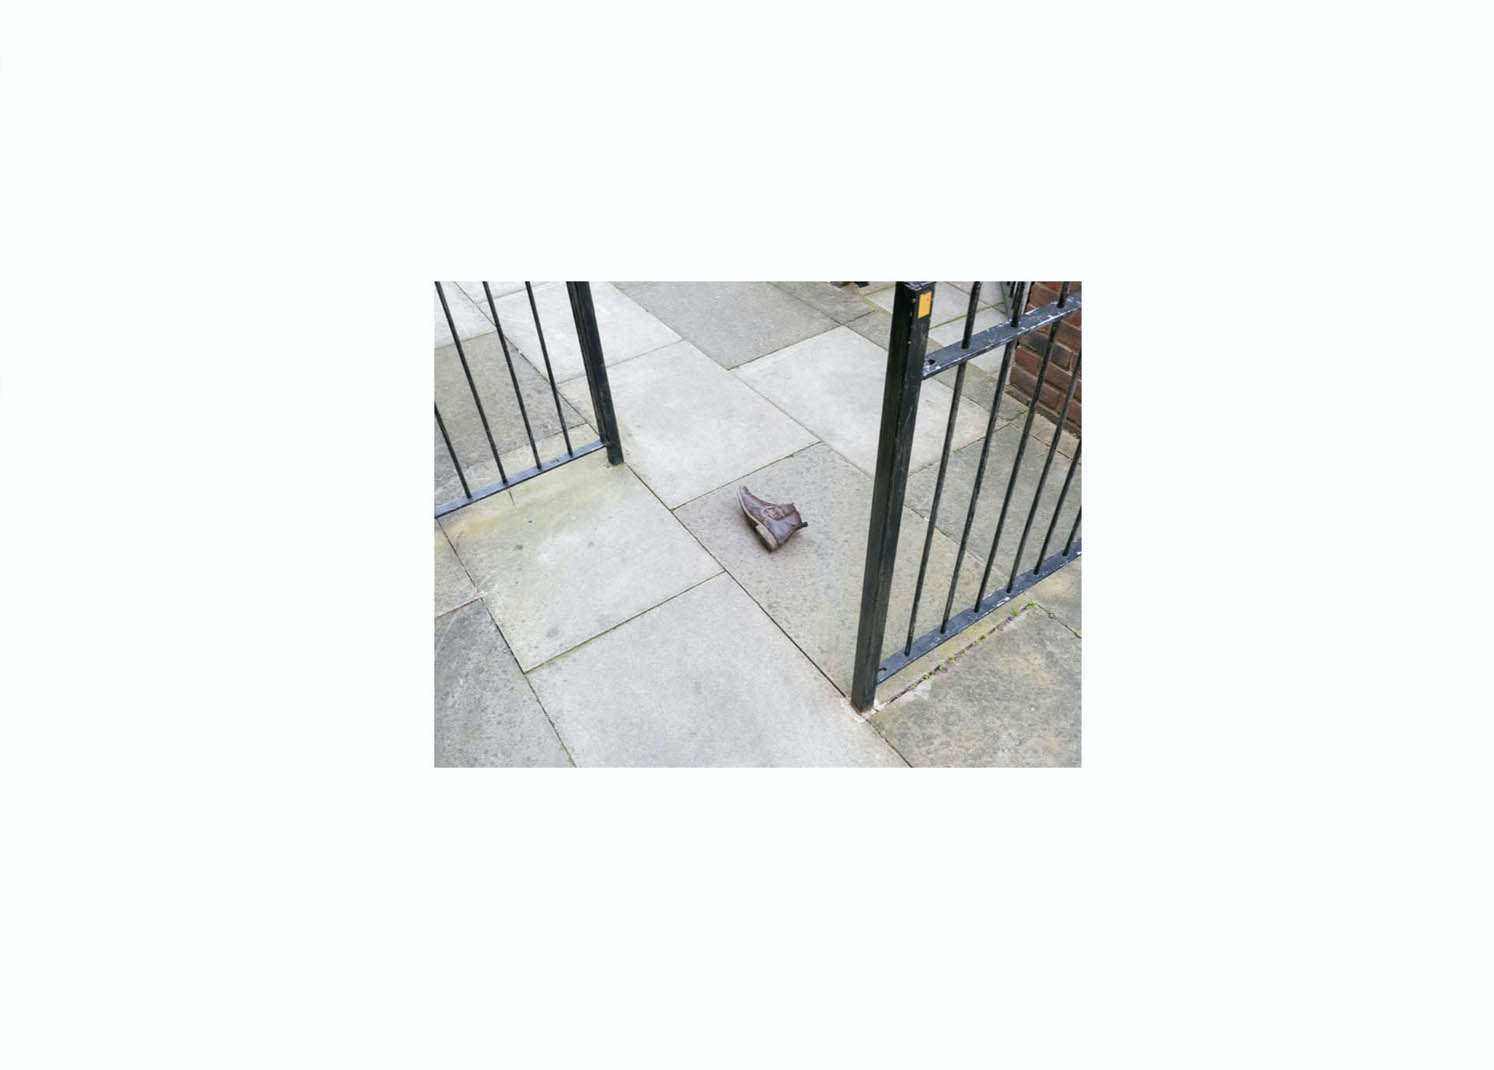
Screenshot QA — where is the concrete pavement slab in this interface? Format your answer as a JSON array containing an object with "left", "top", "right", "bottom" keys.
[
  {"left": 440, "top": 453, "right": 721, "bottom": 670},
  {"left": 435, "top": 524, "right": 478, "bottom": 617},
  {"left": 673, "top": 444, "right": 1000, "bottom": 701},
  {"left": 435, "top": 331, "right": 590, "bottom": 509},
  {"left": 489, "top": 282, "right": 679, "bottom": 383},
  {"left": 864, "top": 282, "right": 975, "bottom": 326},
  {"left": 561, "top": 340, "right": 817, "bottom": 508},
  {"left": 770, "top": 281, "right": 882, "bottom": 324},
  {"left": 435, "top": 601, "right": 572, "bottom": 767},
  {"left": 614, "top": 281, "right": 837, "bottom": 369},
  {"left": 1026, "top": 555, "right": 1081, "bottom": 635},
  {"left": 526, "top": 574, "right": 904, "bottom": 767},
  {"left": 733, "top": 325, "right": 989, "bottom": 476},
  {"left": 903, "top": 414, "right": 1082, "bottom": 588},
  {"left": 455, "top": 281, "right": 525, "bottom": 310},
  {"left": 435, "top": 283, "right": 497, "bottom": 346},
  {"left": 871, "top": 605, "right": 1080, "bottom": 767}
]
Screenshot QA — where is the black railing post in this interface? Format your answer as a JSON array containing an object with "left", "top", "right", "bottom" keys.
[
  {"left": 851, "top": 281, "right": 934, "bottom": 712},
  {"left": 567, "top": 281, "right": 624, "bottom": 465}
]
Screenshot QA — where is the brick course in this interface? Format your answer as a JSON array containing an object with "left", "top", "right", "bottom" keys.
[{"left": 1008, "top": 281, "right": 1081, "bottom": 434}]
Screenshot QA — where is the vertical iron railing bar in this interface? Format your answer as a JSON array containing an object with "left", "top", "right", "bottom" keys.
[
  {"left": 939, "top": 339, "right": 1017, "bottom": 631},
  {"left": 961, "top": 283, "right": 981, "bottom": 347},
  {"left": 567, "top": 282, "right": 625, "bottom": 466},
  {"left": 1035, "top": 439, "right": 1081, "bottom": 568},
  {"left": 904, "top": 362, "right": 966, "bottom": 656},
  {"left": 1057, "top": 280, "right": 1071, "bottom": 308},
  {"left": 434, "top": 404, "right": 471, "bottom": 500},
  {"left": 436, "top": 281, "right": 507, "bottom": 483},
  {"left": 483, "top": 282, "right": 542, "bottom": 470},
  {"left": 1064, "top": 508, "right": 1082, "bottom": 556},
  {"left": 1006, "top": 351, "right": 1081, "bottom": 592},
  {"left": 526, "top": 281, "right": 574, "bottom": 456},
  {"left": 1011, "top": 280, "right": 1031, "bottom": 327},
  {"left": 974, "top": 320, "right": 1060, "bottom": 606},
  {"left": 850, "top": 281, "right": 933, "bottom": 712}
]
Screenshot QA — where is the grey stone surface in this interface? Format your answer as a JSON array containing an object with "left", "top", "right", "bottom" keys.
[
  {"left": 455, "top": 281, "right": 525, "bottom": 310},
  {"left": 928, "top": 305, "right": 1004, "bottom": 349},
  {"left": 733, "top": 325, "right": 988, "bottom": 476},
  {"left": 864, "top": 282, "right": 976, "bottom": 325},
  {"left": 435, "top": 601, "right": 572, "bottom": 767},
  {"left": 674, "top": 444, "right": 1000, "bottom": 700},
  {"left": 903, "top": 414, "right": 1082, "bottom": 586},
  {"left": 845, "top": 309, "right": 892, "bottom": 349},
  {"left": 770, "top": 281, "right": 881, "bottom": 324},
  {"left": 435, "top": 283, "right": 497, "bottom": 346},
  {"left": 526, "top": 574, "right": 904, "bottom": 767},
  {"left": 1027, "top": 555, "right": 1081, "bottom": 634},
  {"left": 614, "top": 282, "right": 837, "bottom": 369},
  {"left": 871, "top": 605, "right": 1081, "bottom": 767},
  {"left": 435, "top": 524, "right": 478, "bottom": 617},
  {"left": 488, "top": 282, "right": 679, "bottom": 383},
  {"left": 560, "top": 340, "right": 817, "bottom": 508},
  {"left": 434, "top": 331, "right": 590, "bottom": 509},
  {"left": 439, "top": 453, "right": 721, "bottom": 670}
]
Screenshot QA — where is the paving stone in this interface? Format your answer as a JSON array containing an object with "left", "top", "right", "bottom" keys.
[
  {"left": 435, "top": 524, "right": 478, "bottom": 617},
  {"left": 561, "top": 340, "right": 817, "bottom": 508},
  {"left": 440, "top": 453, "right": 721, "bottom": 670},
  {"left": 928, "top": 305, "right": 1005, "bottom": 349},
  {"left": 871, "top": 605, "right": 1080, "bottom": 767},
  {"left": 455, "top": 281, "right": 525, "bottom": 311},
  {"left": 864, "top": 282, "right": 976, "bottom": 326},
  {"left": 944, "top": 281, "right": 1005, "bottom": 310},
  {"left": 845, "top": 309, "right": 892, "bottom": 349},
  {"left": 434, "top": 331, "right": 590, "bottom": 509},
  {"left": 733, "top": 325, "right": 988, "bottom": 476},
  {"left": 435, "top": 283, "right": 497, "bottom": 346},
  {"left": 770, "top": 281, "right": 882, "bottom": 324},
  {"left": 435, "top": 601, "right": 572, "bottom": 767},
  {"left": 673, "top": 444, "right": 1001, "bottom": 701},
  {"left": 526, "top": 574, "right": 903, "bottom": 767},
  {"left": 487, "top": 281, "right": 679, "bottom": 384},
  {"left": 1026, "top": 555, "right": 1081, "bottom": 635},
  {"left": 614, "top": 282, "right": 837, "bottom": 369},
  {"left": 903, "top": 415, "right": 1082, "bottom": 589}
]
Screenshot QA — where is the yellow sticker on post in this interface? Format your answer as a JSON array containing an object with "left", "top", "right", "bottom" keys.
[{"left": 917, "top": 291, "right": 932, "bottom": 318}]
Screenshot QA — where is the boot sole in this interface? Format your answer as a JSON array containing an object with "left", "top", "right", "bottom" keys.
[{"left": 739, "top": 496, "right": 779, "bottom": 550}]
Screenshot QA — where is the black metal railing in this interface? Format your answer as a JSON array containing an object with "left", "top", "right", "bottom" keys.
[
  {"left": 850, "top": 281, "right": 1082, "bottom": 710},
  {"left": 433, "top": 281, "right": 623, "bottom": 518}
]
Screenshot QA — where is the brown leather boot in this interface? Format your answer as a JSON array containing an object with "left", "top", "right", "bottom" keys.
[{"left": 739, "top": 486, "right": 808, "bottom": 551}]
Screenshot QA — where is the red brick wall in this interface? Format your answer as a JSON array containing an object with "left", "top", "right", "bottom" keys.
[{"left": 1008, "top": 281, "right": 1081, "bottom": 434}]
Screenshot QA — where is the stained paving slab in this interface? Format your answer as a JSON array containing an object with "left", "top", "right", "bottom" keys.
[
  {"left": 435, "top": 601, "right": 572, "bottom": 767},
  {"left": 734, "top": 326, "right": 989, "bottom": 476},
  {"left": 674, "top": 443, "right": 1005, "bottom": 701},
  {"left": 487, "top": 281, "right": 680, "bottom": 384},
  {"left": 559, "top": 339, "right": 817, "bottom": 508},
  {"left": 615, "top": 281, "right": 837, "bottom": 369},
  {"left": 439, "top": 453, "right": 721, "bottom": 671},
  {"left": 871, "top": 604, "right": 1081, "bottom": 767},
  {"left": 526, "top": 574, "right": 904, "bottom": 767}
]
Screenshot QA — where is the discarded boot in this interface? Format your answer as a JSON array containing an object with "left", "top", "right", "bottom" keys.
[{"left": 739, "top": 486, "right": 808, "bottom": 551}]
